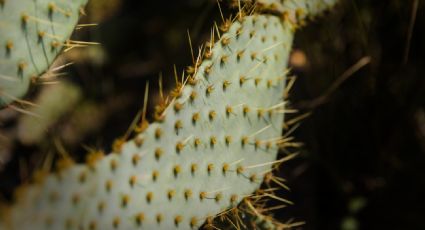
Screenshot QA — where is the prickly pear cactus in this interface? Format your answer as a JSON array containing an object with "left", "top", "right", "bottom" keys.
[
  {"left": 0, "top": 0, "right": 339, "bottom": 229},
  {"left": 3, "top": 14, "right": 292, "bottom": 230},
  {"left": 0, "top": 0, "right": 88, "bottom": 106},
  {"left": 257, "top": 0, "right": 337, "bottom": 17}
]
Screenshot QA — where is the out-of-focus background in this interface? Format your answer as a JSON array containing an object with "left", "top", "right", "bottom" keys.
[{"left": 1, "top": 0, "right": 424, "bottom": 229}]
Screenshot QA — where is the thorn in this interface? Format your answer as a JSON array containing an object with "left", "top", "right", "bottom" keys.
[
  {"left": 187, "top": 30, "right": 195, "bottom": 64},
  {"left": 216, "top": 0, "right": 225, "bottom": 24},
  {"left": 283, "top": 112, "right": 311, "bottom": 128}
]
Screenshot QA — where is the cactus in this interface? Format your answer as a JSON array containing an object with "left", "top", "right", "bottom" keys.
[
  {"left": 0, "top": 0, "right": 338, "bottom": 229},
  {"left": 256, "top": 0, "right": 337, "bottom": 16},
  {"left": 0, "top": 0, "right": 88, "bottom": 106},
  {"left": 17, "top": 81, "right": 82, "bottom": 145}
]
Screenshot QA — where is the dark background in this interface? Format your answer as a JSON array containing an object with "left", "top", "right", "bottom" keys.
[{"left": 0, "top": 0, "right": 424, "bottom": 229}]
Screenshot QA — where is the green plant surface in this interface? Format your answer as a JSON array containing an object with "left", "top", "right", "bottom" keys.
[
  {"left": 2, "top": 13, "right": 293, "bottom": 230},
  {"left": 17, "top": 81, "right": 82, "bottom": 145},
  {"left": 244, "top": 0, "right": 338, "bottom": 21},
  {"left": 0, "top": 0, "right": 341, "bottom": 229},
  {"left": 0, "top": 0, "right": 87, "bottom": 106}
]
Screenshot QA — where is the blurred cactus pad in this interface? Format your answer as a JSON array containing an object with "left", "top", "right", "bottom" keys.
[
  {"left": 0, "top": 0, "right": 339, "bottom": 229},
  {"left": 0, "top": 0, "right": 88, "bottom": 106}
]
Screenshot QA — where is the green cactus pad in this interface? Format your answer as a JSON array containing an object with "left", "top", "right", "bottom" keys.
[
  {"left": 256, "top": 0, "right": 338, "bottom": 21},
  {"left": 17, "top": 81, "right": 82, "bottom": 145},
  {"left": 0, "top": 0, "right": 87, "bottom": 106},
  {"left": 3, "top": 14, "right": 294, "bottom": 229}
]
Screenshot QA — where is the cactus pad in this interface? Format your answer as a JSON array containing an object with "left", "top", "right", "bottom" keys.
[
  {"left": 1, "top": 0, "right": 341, "bottom": 228},
  {"left": 2, "top": 14, "right": 294, "bottom": 229},
  {"left": 257, "top": 0, "right": 337, "bottom": 14},
  {"left": 0, "top": 0, "right": 87, "bottom": 106}
]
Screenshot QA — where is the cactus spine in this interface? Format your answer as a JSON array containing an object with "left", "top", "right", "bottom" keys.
[
  {"left": 0, "top": 0, "right": 88, "bottom": 106},
  {"left": 0, "top": 0, "right": 338, "bottom": 229}
]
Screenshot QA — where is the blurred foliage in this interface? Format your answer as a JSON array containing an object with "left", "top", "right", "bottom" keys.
[{"left": 0, "top": 0, "right": 424, "bottom": 229}]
